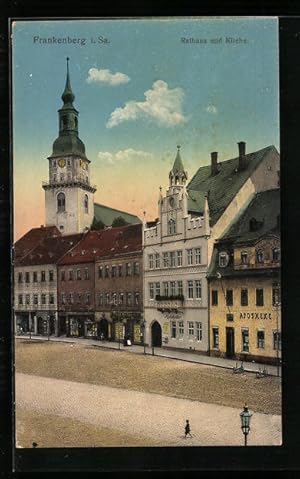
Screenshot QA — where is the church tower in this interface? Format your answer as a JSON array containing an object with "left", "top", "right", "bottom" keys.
[{"left": 43, "top": 58, "right": 96, "bottom": 235}]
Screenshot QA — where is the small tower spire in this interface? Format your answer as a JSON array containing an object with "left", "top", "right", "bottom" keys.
[
  {"left": 169, "top": 145, "right": 188, "bottom": 186},
  {"left": 62, "top": 56, "right": 75, "bottom": 106}
]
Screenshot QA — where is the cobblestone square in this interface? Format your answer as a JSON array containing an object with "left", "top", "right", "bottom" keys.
[{"left": 15, "top": 339, "right": 282, "bottom": 447}]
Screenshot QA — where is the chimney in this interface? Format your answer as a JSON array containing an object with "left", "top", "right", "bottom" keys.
[
  {"left": 238, "top": 141, "right": 246, "bottom": 170},
  {"left": 211, "top": 151, "right": 218, "bottom": 176}
]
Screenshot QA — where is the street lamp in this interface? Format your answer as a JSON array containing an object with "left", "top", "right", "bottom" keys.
[
  {"left": 240, "top": 404, "right": 252, "bottom": 446},
  {"left": 47, "top": 315, "right": 50, "bottom": 341}
]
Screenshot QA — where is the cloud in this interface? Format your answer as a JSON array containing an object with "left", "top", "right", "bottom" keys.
[
  {"left": 86, "top": 68, "right": 130, "bottom": 86},
  {"left": 206, "top": 104, "right": 218, "bottom": 114},
  {"left": 97, "top": 148, "right": 153, "bottom": 166},
  {"left": 106, "top": 80, "right": 186, "bottom": 128}
]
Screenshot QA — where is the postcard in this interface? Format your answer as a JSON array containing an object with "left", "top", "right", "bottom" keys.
[{"left": 11, "top": 16, "right": 281, "bottom": 458}]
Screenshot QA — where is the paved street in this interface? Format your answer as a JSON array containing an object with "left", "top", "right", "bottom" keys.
[{"left": 16, "top": 372, "right": 281, "bottom": 447}]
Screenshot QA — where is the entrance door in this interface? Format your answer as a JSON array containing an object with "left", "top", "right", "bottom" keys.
[
  {"left": 226, "top": 327, "right": 235, "bottom": 358},
  {"left": 37, "top": 317, "right": 44, "bottom": 335},
  {"left": 49, "top": 316, "right": 55, "bottom": 335},
  {"left": 151, "top": 321, "right": 162, "bottom": 347},
  {"left": 99, "top": 318, "right": 108, "bottom": 339}
]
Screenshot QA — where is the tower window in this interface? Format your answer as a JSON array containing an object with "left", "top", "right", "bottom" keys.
[
  {"left": 62, "top": 115, "right": 68, "bottom": 127},
  {"left": 168, "top": 219, "right": 176, "bottom": 235},
  {"left": 57, "top": 192, "right": 66, "bottom": 212},
  {"left": 84, "top": 194, "right": 88, "bottom": 214}
]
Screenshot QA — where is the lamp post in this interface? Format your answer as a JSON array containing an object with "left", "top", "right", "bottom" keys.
[
  {"left": 240, "top": 404, "right": 252, "bottom": 446},
  {"left": 47, "top": 315, "right": 50, "bottom": 341}
]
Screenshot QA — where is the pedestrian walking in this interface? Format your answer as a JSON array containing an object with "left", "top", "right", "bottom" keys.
[{"left": 184, "top": 419, "right": 192, "bottom": 438}]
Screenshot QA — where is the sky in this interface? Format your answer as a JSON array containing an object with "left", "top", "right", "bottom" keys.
[{"left": 12, "top": 18, "right": 279, "bottom": 240}]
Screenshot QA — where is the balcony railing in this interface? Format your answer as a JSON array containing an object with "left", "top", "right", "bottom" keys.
[{"left": 154, "top": 295, "right": 184, "bottom": 312}]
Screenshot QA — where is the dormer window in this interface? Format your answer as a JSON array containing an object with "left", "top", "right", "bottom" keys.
[
  {"left": 219, "top": 252, "right": 229, "bottom": 267},
  {"left": 241, "top": 251, "right": 248, "bottom": 264},
  {"left": 272, "top": 247, "right": 280, "bottom": 262},
  {"left": 256, "top": 250, "right": 264, "bottom": 263}
]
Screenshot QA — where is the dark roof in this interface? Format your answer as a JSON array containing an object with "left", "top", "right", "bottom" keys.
[
  {"left": 93, "top": 202, "right": 141, "bottom": 227},
  {"left": 14, "top": 226, "right": 61, "bottom": 262},
  {"left": 221, "top": 188, "right": 280, "bottom": 244},
  {"left": 187, "top": 145, "right": 279, "bottom": 225},
  {"left": 16, "top": 233, "right": 84, "bottom": 267},
  {"left": 207, "top": 188, "right": 280, "bottom": 279},
  {"left": 59, "top": 223, "right": 142, "bottom": 265},
  {"left": 187, "top": 189, "right": 206, "bottom": 214}
]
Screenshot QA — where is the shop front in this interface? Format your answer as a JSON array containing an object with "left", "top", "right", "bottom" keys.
[
  {"left": 111, "top": 312, "right": 143, "bottom": 344},
  {"left": 66, "top": 314, "right": 96, "bottom": 338},
  {"left": 15, "top": 313, "right": 30, "bottom": 334}
]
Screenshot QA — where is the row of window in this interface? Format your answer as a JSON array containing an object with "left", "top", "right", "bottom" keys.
[
  {"left": 239, "top": 248, "right": 280, "bottom": 265},
  {"left": 54, "top": 174, "right": 89, "bottom": 184},
  {"left": 149, "top": 280, "right": 202, "bottom": 299},
  {"left": 61, "top": 292, "right": 92, "bottom": 305},
  {"left": 211, "top": 327, "right": 282, "bottom": 351},
  {"left": 170, "top": 320, "right": 203, "bottom": 341},
  {"left": 96, "top": 291, "right": 141, "bottom": 306},
  {"left": 61, "top": 268, "right": 90, "bottom": 281},
  {"left": 211, "top": 287, "right": 280, "bottom": 307},
  {"left": 97, "top": 262, "right": 140, "bottom": 279},
  {"left": 148, "top": 248, "right": 202, "bottom": 269},
  {"left": 59, "top": 291, "right": 142, "bottom": 306},
  {"left": 219, "top": 247, "right": 280, "bottom": 267},
  {"left": 18, "top": 270, "right": 54, "bottom": 283},
  {"left": 18, "top": 293, "right": 55, "bottom": 305}
]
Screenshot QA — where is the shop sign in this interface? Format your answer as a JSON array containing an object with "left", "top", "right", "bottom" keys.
[
  {"left": 240, "top": 312, "right": 272, "bottom": 320},
  {"left": 163, "top": 322, "right": 169, "bottom": 334}
]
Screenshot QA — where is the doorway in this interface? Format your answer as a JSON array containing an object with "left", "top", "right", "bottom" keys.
[
  {"left": 226, "top": 327, "right": 235, "bottom": 358},
  {"left": 151, "top": 321, "right": 162, "bottom": 347}
]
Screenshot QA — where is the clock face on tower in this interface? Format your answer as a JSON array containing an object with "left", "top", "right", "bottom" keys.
[
  {"left": 169, "top": 196, "right": 175, "bottom": 208},
  {"left": 58, "top": 159, "right": 66, "bottom": 168}
]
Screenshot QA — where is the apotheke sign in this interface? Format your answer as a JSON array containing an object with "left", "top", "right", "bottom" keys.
[{"left": 240, "top": 312, "right": 273, "bottom": 320}]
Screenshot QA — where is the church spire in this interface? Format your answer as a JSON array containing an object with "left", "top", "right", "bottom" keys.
[
  {"left": 48, "top": 58, "right": 87, "bottom": 159},
  {"left": 61, "top": 57, "right": 75, "bottom": 107},
  {"left": 169, "top": 145, "right": 188, "bottom": 186}
]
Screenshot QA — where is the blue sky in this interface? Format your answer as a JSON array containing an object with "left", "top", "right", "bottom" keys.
[{"left": 12, "top": 18, "right": 279, "bottom": 239}]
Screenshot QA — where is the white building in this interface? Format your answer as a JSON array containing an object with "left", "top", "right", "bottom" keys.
[{"left": 143, "top": 147, "right": 210, "bottom": 352}]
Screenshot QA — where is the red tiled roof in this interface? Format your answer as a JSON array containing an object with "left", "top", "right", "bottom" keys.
[
  {"left": 16, "top": 232, "right": 84, "bottom": 266},
  {"left": 58, "top": 224, "right": 143, "bottom": 265},
  {"left": 14, "top": 226, "right": 61, "bottom": 262}
]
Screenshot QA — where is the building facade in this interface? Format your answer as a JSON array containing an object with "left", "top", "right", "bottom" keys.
[
  {"left": 94, "top": 224, "right": 143, "bottom": 344},
  {"left": 14, "top": 230, "right": 83, "bottom": 335},
  {"left": 143, "top": 143, "right": 280, "bottom": 354},
  {"left": 143, "top": 147, "right": 210, "bottom": 351},
  {"left": 208, "top": 189, "right": 281, "bottom": 365}
]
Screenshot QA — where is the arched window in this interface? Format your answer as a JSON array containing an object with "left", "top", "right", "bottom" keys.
[
  {"left": 168, "top": 219, "right": 176, "bottom": 235},
  {"left": 57, "top": 192, "right": 65, "bottom": 212},
  {"left": 84, "top": 194, "right": 88, "bottom": 214}
]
